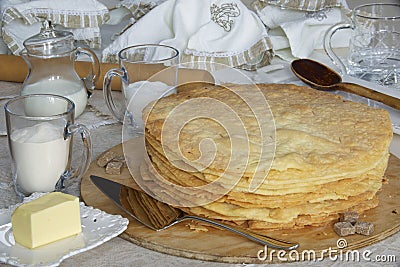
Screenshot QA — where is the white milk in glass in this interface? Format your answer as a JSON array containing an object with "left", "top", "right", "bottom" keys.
[
  {"left": 11, "top": 122, "right": 70, "bottom": 193},
  {"left": 125, "top": 81, "right": 176, "bottom": 129},
  {"left": 21, "top": 79, "right": 88, "bottom": 117}
]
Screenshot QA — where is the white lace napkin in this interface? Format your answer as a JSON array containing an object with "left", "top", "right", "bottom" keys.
[
  {"left": 252, "top": 0, "right": 350, "bottom": 60},
  {"left": 0, "top": 0, "right": 109, "bottom": 54},
  {"left": 102, "top": 0, "right": 273, "bottom": 70}
]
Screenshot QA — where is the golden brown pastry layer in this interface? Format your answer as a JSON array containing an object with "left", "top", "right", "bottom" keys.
[{"left": 139, "top": 83, "right": 392, "bottom": 230}]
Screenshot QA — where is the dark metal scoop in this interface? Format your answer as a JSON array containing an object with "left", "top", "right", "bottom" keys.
[{"left": 291, "top": 58, "right": 400, "bottom": 110}]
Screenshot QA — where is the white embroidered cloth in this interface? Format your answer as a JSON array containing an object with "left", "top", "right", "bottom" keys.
[
  {"left": 252, "top": 0, "right": 350, "bottom": 60},
  {"left": 0, "top": 0, "right": 109, "bottom": 54},
  {"left": 102, "top": 0, "right": 273, "bottom": 70}
]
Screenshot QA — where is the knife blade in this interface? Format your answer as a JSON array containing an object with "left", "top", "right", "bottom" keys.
[
  {"left": 90, "top": 175, "right": 299, "bottom": 250},
  {"left": 90, "top": 175, "right": 158, "bottom": 229}
]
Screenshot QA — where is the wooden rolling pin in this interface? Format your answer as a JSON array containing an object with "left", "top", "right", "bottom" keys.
[
  {"left": 0, "top": 54, "right": 121, "bottom": 90},
  {"left": 0, "top": 54, "right": 214, "bottom": 90}
]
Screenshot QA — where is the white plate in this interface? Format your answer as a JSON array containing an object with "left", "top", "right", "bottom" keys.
[{"left": 0, "top": 193, "right": 129, "bottom": 267}]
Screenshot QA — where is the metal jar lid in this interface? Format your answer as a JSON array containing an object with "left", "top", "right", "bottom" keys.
[{"left": 23, "top": 20, "right": 75, "bottom": 57}]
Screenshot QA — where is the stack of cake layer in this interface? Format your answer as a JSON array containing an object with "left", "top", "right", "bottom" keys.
[{"left": 137, "top": 83, "right": 392, "bottom": 231}]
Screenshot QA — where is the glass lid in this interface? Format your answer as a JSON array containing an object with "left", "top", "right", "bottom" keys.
[{"left": 23, "top": 20, "right": 75, "bottom": 57}]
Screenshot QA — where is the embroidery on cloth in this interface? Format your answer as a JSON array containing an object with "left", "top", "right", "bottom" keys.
[
  {"left": 210, "top": 3, "right": 240, "bottom": 32},
  {"left": 305, "top": 8, "right": 333, "bottom": 21}
]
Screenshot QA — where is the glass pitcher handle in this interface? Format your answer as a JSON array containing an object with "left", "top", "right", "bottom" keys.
[
  {"left": 103, "top": 68, "right": 126, "bottom": 122},
  {"left": 75, "top": 47, "right": 100, "bottom": 97},
  {"left": 323, "top": 22, "right": 352, "bottom": 75}
]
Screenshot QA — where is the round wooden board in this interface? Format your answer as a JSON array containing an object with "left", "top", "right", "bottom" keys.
[{"left": 81, "top": 137, "right": 400, "bottom": 264}]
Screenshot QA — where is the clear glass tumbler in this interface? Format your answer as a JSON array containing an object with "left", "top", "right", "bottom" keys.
[
  {"left": 5, "top": 94, "right": 92, "bottom": 197},
  {"left": 103, "top": 44, "right": 179, "bottom": 132},
  {"left": 324, "top": 3, "right": 400, "bottom": 89}
]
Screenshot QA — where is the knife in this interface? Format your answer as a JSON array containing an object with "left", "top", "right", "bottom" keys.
[{"left": 90, "top": 175, "right": 299, "bottom": 250}]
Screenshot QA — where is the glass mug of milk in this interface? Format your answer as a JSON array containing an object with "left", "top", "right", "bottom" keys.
[
  {"left": 103, "top": 44, "right": 179, "bottom": 132},
  {"left": 324, "top": 3, "right": 400, "bottom": 89},
  {"left": 5, "top": 94, "right": 92, "bottom": 197}
]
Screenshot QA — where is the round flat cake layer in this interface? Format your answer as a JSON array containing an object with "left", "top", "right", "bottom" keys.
[
  {"left": 141, "top": 83, "right": 392, "bottom": 230},
  {"left": 144, "top": 83, "right": 392, "bottom": 184},
  {"left": 145, "top": 134, "right": 388, "bottom": 194}
]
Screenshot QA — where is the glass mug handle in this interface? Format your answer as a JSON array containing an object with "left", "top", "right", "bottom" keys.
[
  {"left": 323, "top": 22, "right": 352, "bottom": 75},
  {"left": 75, "top": 47, "right": 101, "bottom": 96},
  {"left": 103, "top": 68, "right": 126, "bottom": 122},
  {"left": 55, "top": 123, "right": 92, "bottom": 191}
]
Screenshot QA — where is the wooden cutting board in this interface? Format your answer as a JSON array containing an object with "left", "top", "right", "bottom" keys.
[{"left": 80, "top": 137, "right": 400, "bottom": 263}]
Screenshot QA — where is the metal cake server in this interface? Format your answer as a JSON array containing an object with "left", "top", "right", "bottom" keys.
[{"left": 90, "top": 175, "right": 299, "bottom": 250}]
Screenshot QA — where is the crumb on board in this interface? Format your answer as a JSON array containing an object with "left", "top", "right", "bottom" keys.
[
  {"left": 105, "top": 161, "right": 123, "bottom": 175},
  {"left": 97, "top": 151, "right": 118, "bottom": 167},
  {"left": 340, "top": 211, "right": 359, "bottom": 224},
  {"left": 334, "top": 222, "right": 355, "bottom": 237},
  {"left": 185, "top": 222, "right": 209, "bottom": 233},
  {"left": 355, "top": 221, "right": 374, "bottom": 236},
  {"left": 97, "top": 150, "right": 125, "bottom": 175},
  {"left": 333, "top": 211, "right": 375, "bottom": 238}
]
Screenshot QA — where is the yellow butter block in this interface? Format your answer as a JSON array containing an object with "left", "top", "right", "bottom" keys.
[{"left": 11, "top": 192, "right": 82, "bottom": 249}]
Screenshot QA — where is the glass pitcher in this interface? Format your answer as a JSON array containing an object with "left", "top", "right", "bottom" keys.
[{"left": 20, "top": 21, "right": 100, "bottom": 117}]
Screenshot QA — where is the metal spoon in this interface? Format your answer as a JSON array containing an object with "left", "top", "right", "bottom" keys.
[{"left": 291, "top": 58, "right": 400, "bottom": 110}]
